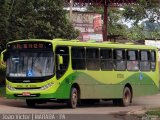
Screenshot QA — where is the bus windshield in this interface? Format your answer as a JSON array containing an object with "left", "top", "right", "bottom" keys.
[{"left": 6, "top": 52, "right": 54, "bottom": 77}]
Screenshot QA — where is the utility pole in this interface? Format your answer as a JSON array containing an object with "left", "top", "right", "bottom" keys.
[{"left": 103, "top": 0, "right": 108, "bottom": 41}]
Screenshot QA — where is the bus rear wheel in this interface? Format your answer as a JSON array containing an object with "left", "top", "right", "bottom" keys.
[
  {"left": 68, "top": 87, "right": 78, "bottom": 109},
  {"left": 26, "top": 99, "right": 36, "bottom": 107},
  {"left": 121, "top": 87, "right": 132, "bottom": 106}
]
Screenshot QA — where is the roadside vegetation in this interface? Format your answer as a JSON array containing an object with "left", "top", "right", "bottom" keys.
[
  {"left": 0, "top": 66, "right": 6, "bottom": 97},
  {"left": 0, "top": 0, "right": 79, "bottom": 51},
  {"left": 146, "top": 108, "right": 160, "bottom": 117}
]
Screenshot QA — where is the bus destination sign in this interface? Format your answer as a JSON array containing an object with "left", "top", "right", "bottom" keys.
[{"left": 7, "top": 42, "right": 52, "bottom": 50}]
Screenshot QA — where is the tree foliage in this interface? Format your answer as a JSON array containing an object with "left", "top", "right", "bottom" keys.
[
  {"left": 0, "top": 0, "right": 79, "bottom": 51},
  {"left": 123, "top": 0, "right": 160, "bottom": 25},
  {"left": 0, "top": 0, "right": 10, "bottom": 50},
  {"left": 123, "top": 0, "right": 160, "bottom": 39},
  {"left": 87, "top": 0, "right": 160, "bottom": 41}
]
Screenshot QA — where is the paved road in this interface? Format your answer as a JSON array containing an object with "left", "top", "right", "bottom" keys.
[{"left": 0, "top": 94, "right": 160, "bottom": 120}]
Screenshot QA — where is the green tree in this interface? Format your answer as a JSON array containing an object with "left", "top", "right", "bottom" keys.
[
  {"left": 0, "top": 0, "right": 10, "bottom": 51},
  {"left": 127, "top": 25, "right": 146, "bottom": 40},
  {"left": 123, "top": 0, "right": 160, "bottom": 25},
  {"left": 107, "top": 8, "right": 129, "bottom": 38},
  {"left": 87, "top": 0, "right": 160, "bottom": 41},
  {"left": 123, "top": 0, "right": 160, "bottom": 39},
  {"left": 2, "top": 0, "right": 79, "bottom": 43}
]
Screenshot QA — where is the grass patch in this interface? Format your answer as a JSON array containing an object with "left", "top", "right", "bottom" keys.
[
  {"left": 0, "top": 66, "right": 6, "bottom": 97},
  {"left": 146, "top": 108, "right": 160, "bottom": 117},
  {"left": 0, "top": 87, "right": 5, "bottom": 97}
]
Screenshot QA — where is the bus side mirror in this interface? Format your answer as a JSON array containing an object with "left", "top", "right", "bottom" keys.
[
  {"left": 1, "top": 50, "right": 7, "bottom": 67},
  {"left": 58, "top": 54, "right": 63, "bottom": 65}
]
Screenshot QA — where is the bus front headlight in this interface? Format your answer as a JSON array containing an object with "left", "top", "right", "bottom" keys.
[
  {"left": 40, "top": 82, "right": 54, "bottom": 90},
  {"left": 7, "top": 85, "right": 16, "bottom": 91}
]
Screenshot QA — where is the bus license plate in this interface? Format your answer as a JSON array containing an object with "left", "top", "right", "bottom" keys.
[{"left": 22, "top": 92, "right": 31, "bottom": 96}]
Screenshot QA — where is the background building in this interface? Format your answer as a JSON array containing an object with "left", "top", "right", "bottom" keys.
[{"left": 69, "top": 11, "right": 103, "bottom": 42}]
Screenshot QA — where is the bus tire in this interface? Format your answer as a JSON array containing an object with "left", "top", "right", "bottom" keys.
[
  {"left": 120, "top": 87, "right": 132, "bottom": 107},
  {"left": 68, "top": 87, "right": 78, "bottom": 109},
  {"left": 26, "top": 99, "right": 36, "bottom": 107}
]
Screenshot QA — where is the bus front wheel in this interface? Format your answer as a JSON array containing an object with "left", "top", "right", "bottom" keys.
[
  {"left": 26, "top": 99, "right": 36, "bottom": 107},
  {"left": 68, "top": 87, "right": 78, "bottom": 109},
  {"left": 121, "top": 87, "right": 132, "bottom": 106}
]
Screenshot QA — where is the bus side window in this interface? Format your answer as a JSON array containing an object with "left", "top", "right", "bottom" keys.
[
  {"left": 127, "top": 50, "right": 139, "bottom": 71},
  {"left": 140, "top": 50, "right": 150, "bottom": 71},
  {"left": 86, "top": 48, "right": 100, "bottom": 70},
  {"left": 100, "top": 49, "right": 113, "bottom": 70},
  {"left": 71, "top": 47, "right": 85, "bottom": 70},
  {"left": 114, "top": 49, "right": 126, "bottom": 71},
  {"left": 151, "top": 51, "right": 156, "bottom": 71},
  {"left": 55, "top": 46, "right": 69, "bottom": 79}
]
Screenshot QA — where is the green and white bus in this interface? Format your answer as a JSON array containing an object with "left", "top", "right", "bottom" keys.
[{"left": 3, "top": 39, "right": 159, "bottom": 108}]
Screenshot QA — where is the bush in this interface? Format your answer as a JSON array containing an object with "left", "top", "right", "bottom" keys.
[
  {"left": 0, "top": 67, "right": 6, "bottom": 86},
  {"left": 0, "top": 67, "right": 6, "bottom": 96}
]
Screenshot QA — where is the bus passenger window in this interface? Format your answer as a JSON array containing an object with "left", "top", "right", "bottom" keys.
[
  {"left": 140, "top": 51, "right": 150, "bottom": 71},
  {"left": 127, "top": 50, "right": 139, "bottom": 71},
  {"left": 100, "top": 49, "right": 113, "bottom": 70},
  {"left": 114, "top": 49, "right": 126, "bottom": 71},
  {"left": 71, "top": 47, "right": 85, "bottom": 70},
  {"left": 86, "top": 48, "right": 99, "bottom": 70},
  {"left": 56, "top": 46, "right": 69, "bottom": 79},
  {"left": 151, "top": 51, "right": 156, "bottom": 71}
]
